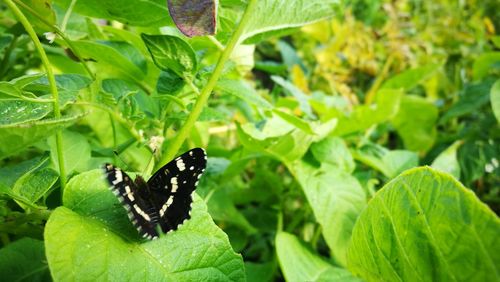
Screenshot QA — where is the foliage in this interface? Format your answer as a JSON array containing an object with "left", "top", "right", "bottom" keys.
[{"left": 0, "top": 0, "right": 499, "bottom": 281}]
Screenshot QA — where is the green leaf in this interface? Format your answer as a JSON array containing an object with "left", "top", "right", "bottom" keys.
[
  {"left": 0, "top": 115, "right": 81, "bottom": 160},
  {"left": 292, "top": 161, "right": 366, "bottom": 266},
  {"left": 271, "top": 76, "right": 314, "bottom": 118},
  {"left": 0, "top": 100, "right": 51, "bottom": 126},
  {"left": 48, "top": 130, "right": 91, "bottom": 175},
  {"left": 141, "top": 34, "right": 197, "bottom": 79},
  {"left": 0, "top": 81, "right": 23, "bottom": 99},
  {"left": 393, "top": 96, "right": 438, "bottom": 152},
  {"left": 353, "top": 145, "right": 418, "bottom": 178},
  {"left": 347, "top": 167, "right": 500, "bottom": 281},
  {"left": 54, "top": 0, "right": 172, "bottom": 27},
  {"left": 237, "top": 121, "right": 313, "bottom": 165},
  {"left": 431, "top": 141, "right": 462, "bottom": 179},
  {"left": 276, "top": 232, "right": 361, "bottom": 282},
  {"left": 490, "top": 79, "right": 500, "bottom": 123},
  {"left": 12, "top": 167, "right": 58, "bottom": 206},
  {"left": 156, "top": 70, "right": 185, "bottom": 94},
  {"left": 381, "top": 64, "right": 441, "bottom": 91},
  {"left": 0, "top": 238, "right": 51, "bottom": 282},
  {"left": 45, "top": 170, "right": 245, "bottom": 281},
  {"left": 167, "top": 0, "right": 217, "bottom": 37},
  {"left": 71, "top": 40, "right": 147, "bottom": 82},
  {"left": 24, "top": 73, "right": 92, "bottom": 92},
  {"left": 216, "top": 79, "right": 273, "bottom": 109},
  {"left": 440, "top": 81, "right": 493, "bottom": 123},
  {"left": 20, "top": 0, "right": 56, "bottom": 33},
  {"left": 311, "top": 136, "right": 355, "bottom": 173},
  {"left": 472, "top": 52, "right": 500, "bottom": 80},
  {"left": 273, "top": 109, "right": 315, "bottom": 134},
  {"left": 242, "top": 0, "right": 340, "bottom": 43},
  {"left": 0, "top": 155, "right": 49, "bottom": 188},
  {"left": 334, "top": 89, "right": 402, "bottom": 136}
]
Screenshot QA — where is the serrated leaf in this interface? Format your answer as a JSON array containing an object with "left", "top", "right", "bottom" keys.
[
  {"left": 167, "top": 0, "right": 217, "bottom": 37},
  {"left": 45, "top": 170, "right": 245, "bottom": 281},
  {"left": 0, "top": 238, "right": 51, "bottom": 282},
  {"left": 0, "top": 115, "right": 82, "bottom": 160},
  {"left": 276, "top": 232, "right": 361, "bottom": 282},
  {"left": 347, "top": 167, "right": 500, "bottom": 281},
  {"left": 242, "top": 0, "right": 340, "bottom": 43},
  {"left": 142, "top": 34, "right": 197, "bottom": 79}
]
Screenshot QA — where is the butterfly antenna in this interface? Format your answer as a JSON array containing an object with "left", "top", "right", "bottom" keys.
[
  {"left": 141, "top": 148, "right": 157, "bottom": 178},
  {"left": 113, "top": 150, "right": 131, "bottom": 172}
]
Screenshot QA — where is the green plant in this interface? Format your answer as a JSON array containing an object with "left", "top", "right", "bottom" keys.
[{"left": 0, "top": 0, "right": 499, "bottom": 281}]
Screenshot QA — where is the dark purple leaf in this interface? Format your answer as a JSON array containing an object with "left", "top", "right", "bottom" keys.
[{"left": 167, "top": 0, "right": 217, "bottom": 37}]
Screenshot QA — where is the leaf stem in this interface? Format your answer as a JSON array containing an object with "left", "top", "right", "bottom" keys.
[
  {"left": 157, "top": 0, "right": 258, "bottom": 168},
  {"left": 5, "top": 0, "right": 67, "bottom": 193}
]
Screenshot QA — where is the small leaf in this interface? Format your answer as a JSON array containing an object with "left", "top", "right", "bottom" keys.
[
  {"left": 489, "top": 79, "right": 500, "bottom": 123},
  {"left": 12, "top": 166, "right": 58, "bottom": 206},
  {"left": 156, "top": 70, "right": 185, "bottom": 94},
  {"left": 440, "top": 81, "right": 493, "bottom": 123},
  {"left": 0, "top": 82, "right": 22, "bottom": 99},
  {"left": 431, "top": 141, "right": 462, "bottom": 179},
  {"left": 347, "top": 167, "right": 500, "bottom": 281},
  {"left": 473, "top": 52, "right": 500, "bottom": 80},
  {"left": 142, "top": 34, "right": 197, "bottom": 79},
  {"left": 0, "top": 238, "right": 51, "bottom": 281},
  {"left": 392, "top": 96, "right": 438, "bottom": 152},
  {"left": 167, "top": 0, "right": 217, "bottom": 37},
  {"left": 311, "top": 136, "right": 355, "bottom": 173},
  {"left": 272, "top": 76, "right": 314, "bottom": 118},
  {"left": 276, "top": 232, "right": 361, "bottom": 282},
  {"left": 45, "top": 170, "right": 245, "bottom": 281},
  {"left": 273, "top": 109, "right": 315, "bottom": 134}
]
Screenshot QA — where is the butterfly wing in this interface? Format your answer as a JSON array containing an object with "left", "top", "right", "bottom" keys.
[
  {"left": 147, "top": 148, "right": 207, "bottom": 233},
  {"left": 103, "top": 163, "right": 160, "bottom": 239}
]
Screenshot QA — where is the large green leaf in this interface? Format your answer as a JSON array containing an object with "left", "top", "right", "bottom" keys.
[
  {"left": 54, "top": 0, "right": 172, "bottom": 27},
  {"left": 0, "top": 238, "right": 51, "bottom": 282},
  {"left": 393, "top": 96, "right": 438, "bottom": 152},
  {"left": 347, "top": 167, "right": 500, "bottom": 281},
  {"left": 45, "top": 170, "right": 245, "bottom": 281},
  {"left": 311, "top": 136, "right": 355, "bottom": 173},
  {"left": 276, "top": 232, "right": 361, "bottom": 282},
  {"left": 292, "top": 161, "right": 366, "bottom": 266},
  {"left": 242, "top": 0, "right": 340, "bottom": 43}
]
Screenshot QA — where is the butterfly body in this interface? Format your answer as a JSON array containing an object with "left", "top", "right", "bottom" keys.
[{"left": 103, "top": 148, "right": 207, "bottom": 240}]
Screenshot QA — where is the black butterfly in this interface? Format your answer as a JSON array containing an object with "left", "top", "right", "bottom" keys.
[{"left": 103, "top": 148, "right": 207, "bottom": 240}]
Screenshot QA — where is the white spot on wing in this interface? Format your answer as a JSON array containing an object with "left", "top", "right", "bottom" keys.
[
  {"left": 171, "top": 177, "right": 178, "bottom": 193},
  {"left": 176, "top": 159, "right": 185, "bottom": 171},
  {"left": 112, "top": 170, "right": 123, "bottom": 185},
  {"left": 133, "top": 204, "right": 151, "bottom": 221}
]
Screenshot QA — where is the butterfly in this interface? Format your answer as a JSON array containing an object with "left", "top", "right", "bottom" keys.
[{"left": 103, "top": 148, "right": 207, "bottom": 240}]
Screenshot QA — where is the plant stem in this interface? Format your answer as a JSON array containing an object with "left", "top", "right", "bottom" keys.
[
  {"left": 365, "top": 54, "right": 394, "bottom": 104},
  {"left": 5, "top": 0, "right": 67, "bottom": 193},
  {"left": 157, "top": 0, "right": 258, "bottom": 169},
  {"left": 12, "top": 0, "right": 95, "bottom": 80}
]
